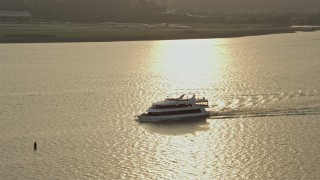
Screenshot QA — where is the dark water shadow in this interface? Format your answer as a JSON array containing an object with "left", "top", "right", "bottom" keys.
[{"left": 140, "top": 117, "right": 210, "bottom": 135}]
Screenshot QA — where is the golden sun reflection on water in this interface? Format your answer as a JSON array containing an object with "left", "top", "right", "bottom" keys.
[
  {"left": 140, "top": 39, "right": 234, "bottom": 178},
  {"left": 150, "top": 39, "right": 229, "bottom": 94},
  {"left": 141, "top": 120, "right": 222, "bottom": 179}
]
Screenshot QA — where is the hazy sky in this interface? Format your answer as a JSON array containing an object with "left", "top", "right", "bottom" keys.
[{"left": 156, "top": 0, "right": 320, "bottom": 12}]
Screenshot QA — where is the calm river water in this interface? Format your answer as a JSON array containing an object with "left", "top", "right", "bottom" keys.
[{"left": 1, "top": 32, "right": 320, "bottom": 179}]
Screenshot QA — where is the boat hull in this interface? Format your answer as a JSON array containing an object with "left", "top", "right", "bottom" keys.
[{"left": 137, "top": 111, "right": 210, "bottom": 122}]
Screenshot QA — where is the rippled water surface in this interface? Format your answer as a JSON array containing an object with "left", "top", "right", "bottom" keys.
[{"left": 1, "top": 32, "right": 320, "bottom": 179}]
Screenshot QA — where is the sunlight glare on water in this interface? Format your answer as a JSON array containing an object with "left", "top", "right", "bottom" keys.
[{"left": 150, "top": 39, "right": 228, "bottom": 94}]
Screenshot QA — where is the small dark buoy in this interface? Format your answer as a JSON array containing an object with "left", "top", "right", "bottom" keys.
[{"left": 34, "top": 141, "right": 37, "bottom": 150}]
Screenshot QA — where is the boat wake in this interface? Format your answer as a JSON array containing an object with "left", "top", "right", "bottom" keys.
[
  {"left": 209, "top": 106, "right": 320, "bottom": 119},
  {"left": 205, "top": 89, "right": 320, "bottom": 119}
]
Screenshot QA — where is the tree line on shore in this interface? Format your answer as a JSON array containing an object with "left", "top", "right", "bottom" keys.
[{"left": 1, "top": 0, "right": 320, "bottom": 25}]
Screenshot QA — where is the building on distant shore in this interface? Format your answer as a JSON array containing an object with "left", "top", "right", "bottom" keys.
[
  {"left": 0, "top": 0, "right": 27, "bottom": 11},
  {"left": 0, "top": 0, "right": 167, "bottom": 22},
  {"left": 0, "top": 11, "right": 32, "bottom": 22},
  {"left": 133, "top": 0, "right": 166, "bottom": 14}
]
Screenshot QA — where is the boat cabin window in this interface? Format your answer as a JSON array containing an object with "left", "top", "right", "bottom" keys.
[
  {"left": 195, "top": 102, "right": 208, "bottom": 106},
  {"left": 151, "top": 104, "right": 192, "bottom": 109},
  {"left": 147, "top": 109, "right": 201, "bottom": 116}
]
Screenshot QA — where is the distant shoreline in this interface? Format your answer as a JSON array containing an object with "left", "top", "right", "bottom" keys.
[
  {"left": 0, "top": 30, "right": 295, "bottom": 43},
  {"left": 0, "top": 24, "right": 300, "bottom": 43}
]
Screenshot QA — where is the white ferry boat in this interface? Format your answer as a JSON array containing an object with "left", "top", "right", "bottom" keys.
[{"left": 136, "top": 94, "right": 210, "bottom": 122}]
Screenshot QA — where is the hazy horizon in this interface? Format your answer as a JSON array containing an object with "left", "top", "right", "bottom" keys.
[
  {"left": 1, "top": 0, "right": 320, "bottom": 13},
  {"left": 157, "top": 0, "right": 320, "bottom": 12}
]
